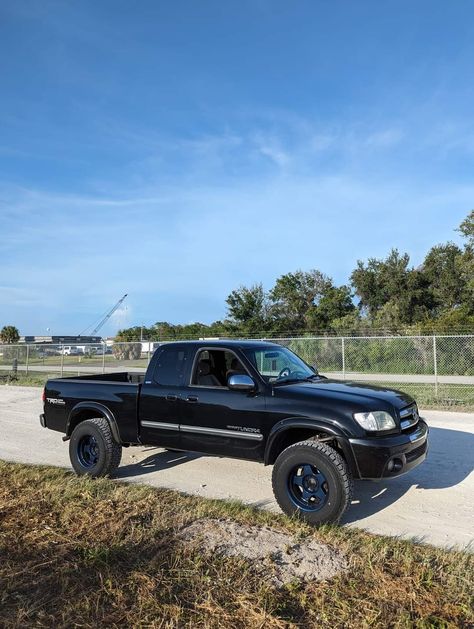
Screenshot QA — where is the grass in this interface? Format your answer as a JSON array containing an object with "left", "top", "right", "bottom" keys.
[
  {"left": 0, "top": 373, "right": 57, "bottom": 387},
  {"left": 363, "top": 381, "right": 474, "bottom": 412},
  {"left": 0, "top": 460, "right": 472, "bottom": 628}
]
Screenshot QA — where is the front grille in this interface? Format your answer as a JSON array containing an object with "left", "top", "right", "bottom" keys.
[
  {"left": 406, "top": 441, "right": 427, "bottom": 463},
  {"left": 399, "top": 404, "right": 419, "bottom": 430}
]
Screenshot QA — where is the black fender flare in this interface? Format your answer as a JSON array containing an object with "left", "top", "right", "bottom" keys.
[
  {"left": 264, "top": 417, "right": 359, "bottom": 476},
  {"left": 66, "top": 401, "right": 122, "bottom": 444}
]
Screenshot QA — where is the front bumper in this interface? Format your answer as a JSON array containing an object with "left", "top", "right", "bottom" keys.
[{"left": 349, "top": 418, "right": 429, "bottom": 479}]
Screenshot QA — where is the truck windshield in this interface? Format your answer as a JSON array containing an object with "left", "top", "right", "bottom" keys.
[{"left": 243, "top": 346, "right": 316, "bottom": 384}]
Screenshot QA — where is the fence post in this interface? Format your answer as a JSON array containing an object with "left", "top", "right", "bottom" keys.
[
  {"left": 433, "top": 335, "right": 438, "bottom": 398},
  {"left": 102, "top": 342, "right": 106, "bottom": 374},
  {"left": 341, "top": 337, "right": 346, "bottom": 380},
  {"left": 60, "top": 348, "right": 64, "bottom": 377},
  {"left": 26, "top": 344, "right": 30, "bottom": 375}
]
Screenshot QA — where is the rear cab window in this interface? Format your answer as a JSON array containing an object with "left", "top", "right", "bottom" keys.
[{"left": 153, "top": 346, "right": 188, "bottom": 386}]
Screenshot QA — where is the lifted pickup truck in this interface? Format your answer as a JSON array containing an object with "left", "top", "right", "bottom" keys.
[{"left": 40, "top": 340, "right": 428, "bottom": 524}]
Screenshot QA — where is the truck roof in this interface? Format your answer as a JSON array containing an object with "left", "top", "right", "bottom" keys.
[{"left": 158, "top": 339, "right": 281, "bottom": 349}]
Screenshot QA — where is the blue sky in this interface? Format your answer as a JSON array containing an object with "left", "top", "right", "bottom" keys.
[{"left": 1, "top": 0, "right": 473, "bottom": 336}]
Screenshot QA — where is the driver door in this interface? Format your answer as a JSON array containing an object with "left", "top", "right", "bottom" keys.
[{"left": 179, "top": 348, "right": 266, "bottom": 460}]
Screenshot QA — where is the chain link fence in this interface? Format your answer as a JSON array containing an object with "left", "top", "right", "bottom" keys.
[
  {"left": 276, "top": 335, "right": 474, "bottom": 408},
  {"left": 1, "top": 335, "right": 473, "bottom": 408}
]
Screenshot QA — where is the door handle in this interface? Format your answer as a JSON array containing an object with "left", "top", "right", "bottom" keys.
[
  {"left": 166, "top": 394, "right": 178, "bottom": 402},
  {"left": 186, "top": 395, "right": 198, "bottom": 403}
]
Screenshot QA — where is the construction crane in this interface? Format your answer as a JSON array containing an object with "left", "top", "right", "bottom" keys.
[{"left": 79, "top": 294, "right": 128, "bottom": 337}]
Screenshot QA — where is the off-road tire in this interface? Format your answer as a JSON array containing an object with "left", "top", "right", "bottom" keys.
[
  {"left": 272, "top": 439, "right": 353, "bottom": 525},
  {"left": 69, "top": 417, "right": 122, "bottom": 478}
]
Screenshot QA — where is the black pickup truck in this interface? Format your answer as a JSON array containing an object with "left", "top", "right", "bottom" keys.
[{"left": 40, "top": 340, "right": 428, "bottom": 524}]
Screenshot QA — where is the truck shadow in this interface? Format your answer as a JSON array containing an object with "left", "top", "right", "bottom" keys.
[
  {"left": 341, "top": 426, "right": 474, "bottom": 524},
  {"left": 116, "top": 449, "right": 201, "bottom": 478}
]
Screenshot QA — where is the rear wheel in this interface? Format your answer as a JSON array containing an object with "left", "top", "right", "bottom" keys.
[
  {"left": 272, "top": 439, "right": 352, "bottom": 525},
  {"left": 69, "top": 417, "right": 122, "bottom": 477}
]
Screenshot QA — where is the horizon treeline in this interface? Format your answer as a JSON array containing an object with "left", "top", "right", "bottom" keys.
[{"left": 116, "top": 210, "right": 474, "bottom": 341}]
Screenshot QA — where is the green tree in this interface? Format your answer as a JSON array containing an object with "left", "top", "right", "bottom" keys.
[
  {"left": 351, "top": 249, "right": 432, "bottom": 325},
  {"left": 422, "top": 243, "right": 465, "bottom": 313},
  {"left": 350, "top": 249, "right": 409, "bottom": 318},
  {"left": 115, "top": 326, "right": 146, "bottom": 342},
  {"left": 459, "top": 250, "right": 474, "bottom": 314},
  {"left": 226, "top": 283, "right": 269, "bottom": 335},
  {"left": 392, "top": 267, "right": 433, "bottom": 326},
  {"left": 269, "top": 270, "right": 331, "bottom": 331},
  {"left": 372, "top": 301, "right": 404, "bottom": 333},
  {"left": 457, "top": 211, "right": 474, "bottom": 313},
  {"left": 0, "top": 325, "right": 20, "bottom": 344},
  {"left": 152, "top": 322, "right": 180, "bottom": 340},
  {"left": 350, "top": 258, "right": 384, "bottom": 318},
  {"left": 418, "top": 306, "right": 474, "bottom": 334},
  {"left": 318, "top": 285, "right": 354, "bottom": 323},
  {"left": 458, "top": 210, "right": 474, "bottom": 245},
  {"left": 330, "top": 311, "right": 364, "bottom": 336},
  {"left": 307, "top": 285, "right": 355, "bottom": 331}
]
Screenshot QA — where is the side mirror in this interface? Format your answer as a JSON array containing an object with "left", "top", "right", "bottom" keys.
[
  {"left": 310, "top": 365, "right": 319, "bottom": 375},
  {"left": 228, "top": 374, "right": 255, "bottom": 391}
]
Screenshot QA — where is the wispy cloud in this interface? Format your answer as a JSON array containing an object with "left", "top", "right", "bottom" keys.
[
  {"left": 252, "top": 132, "right": 291, "bottom": 167},
  {"left": 1, "top": 168, "right": 471, "bottom": 334},
  {"left": 1, "top": 1, "right": 473, "bottom": 335},
  {"left": 0, "top": 286, "right": 43, "bottom": 308},
  {"left": 365, "top": 128, "right": 404, "bottom": 148},
  {"left": 109, "top": 304, "right": 131, "bottom": 330}
]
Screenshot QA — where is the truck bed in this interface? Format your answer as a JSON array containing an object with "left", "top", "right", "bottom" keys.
[
  {"left": 43, "top": 372, "right": 145, "bottom": 442},
  {"left": 59, "top": 371, "right": 146, "bottom": 385}
]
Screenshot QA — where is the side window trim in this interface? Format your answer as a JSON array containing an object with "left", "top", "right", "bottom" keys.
[{"left": 189, "top": 347, "right": 251, "bottom": 388}]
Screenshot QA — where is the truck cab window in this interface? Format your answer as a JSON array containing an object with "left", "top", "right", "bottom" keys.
[
  {"left": 192, "top": 349, "right": 248, "bottom": 387},
  {"left": 153, "top": 347, "right": 187, "bottom": 386}
]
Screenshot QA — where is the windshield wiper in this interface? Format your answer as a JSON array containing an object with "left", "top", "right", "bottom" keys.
[{"left": 273, "top": 377, "right": 310, "bottom": 386}]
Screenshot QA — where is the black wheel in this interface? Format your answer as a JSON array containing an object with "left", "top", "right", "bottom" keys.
[
  {"left": 69, "top": 417, "right": 122, "bottom": 478},
  {"left": 272, "top": 439, "right": 353, "bottom": 525}
]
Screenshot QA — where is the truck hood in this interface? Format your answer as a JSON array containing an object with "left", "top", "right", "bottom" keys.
[{"left": 275, "top": 378, "right": 414, "bottom": 411}]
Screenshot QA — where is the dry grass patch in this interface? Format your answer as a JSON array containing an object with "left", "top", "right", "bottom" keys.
[{"left": 0, "top": 460, "right": 472, "bottom": 628}]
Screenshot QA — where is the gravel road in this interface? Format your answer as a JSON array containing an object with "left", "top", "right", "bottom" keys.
[{"left": 1, "top": 385, "right": 472, "bottom": 550}]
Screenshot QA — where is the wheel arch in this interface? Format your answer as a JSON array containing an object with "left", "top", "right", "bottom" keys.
[
  {"left": 66, "top": 402, "right": 121, "bottom": 444},
  {"left": 264, "top": 418, "right": 359, "bottom": 476}
]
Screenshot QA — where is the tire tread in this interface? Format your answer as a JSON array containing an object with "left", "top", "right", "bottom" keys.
[
  {"left": 70, "top": 417, "right": 122, "bottom": 477},
  {"left": 272, "top": 439, "right": 353, "bottom": 524}
]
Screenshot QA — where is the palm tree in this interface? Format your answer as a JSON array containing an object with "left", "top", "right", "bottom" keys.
[{"left": 0, "top": 325, "right": 20, "bottom": 344}]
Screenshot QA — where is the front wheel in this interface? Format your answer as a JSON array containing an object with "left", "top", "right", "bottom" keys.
[
  {"left": 272, "top": 440, "right": 353, "bottom": 525},
  {"left": 69, "top": 417, "right": 122, "bottom": 477}
]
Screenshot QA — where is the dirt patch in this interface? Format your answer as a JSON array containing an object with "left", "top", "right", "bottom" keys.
[{"left": 178, "top": 518, "right": 347, "bottom": 586}]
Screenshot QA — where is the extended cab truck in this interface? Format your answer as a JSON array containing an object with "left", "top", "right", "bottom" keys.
[{"left": 40, "top": 340, "right": 429, "bottom": 524}]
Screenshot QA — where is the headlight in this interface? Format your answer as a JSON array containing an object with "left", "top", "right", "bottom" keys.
[{"left": 353, "top": 411, "right": 396, "bottom": 431}]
